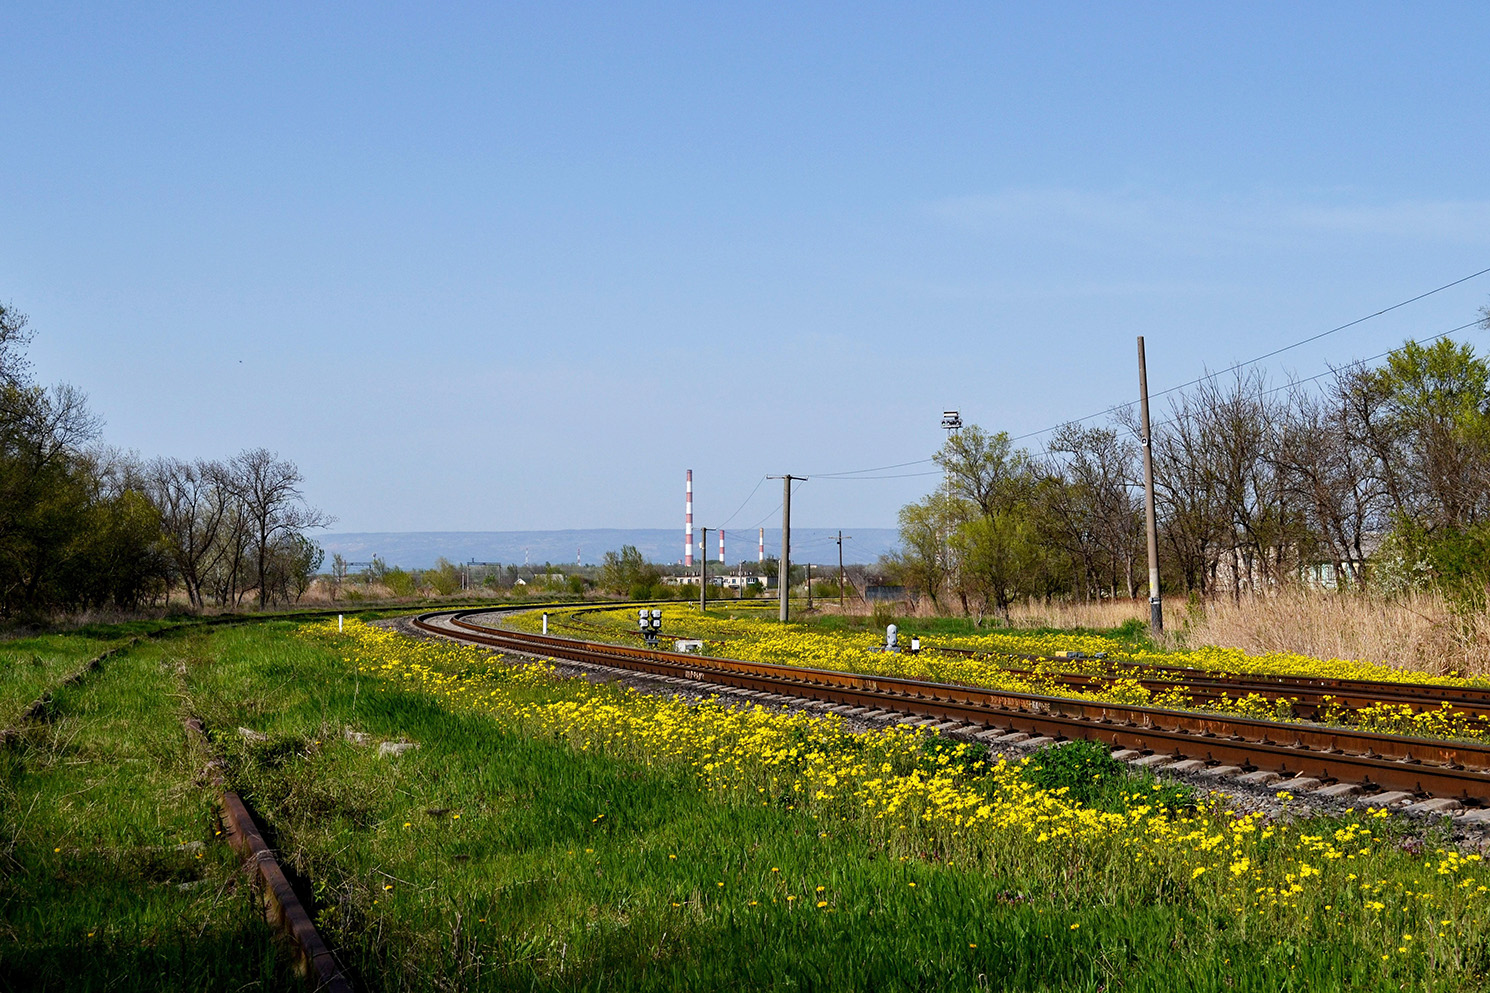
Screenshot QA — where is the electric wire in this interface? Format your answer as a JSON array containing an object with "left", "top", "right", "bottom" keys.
[
  {"left": 808, "top": 456, "right": 938, "bottom": 478},
  {"left": 748, "top": 477, "right": 807, "bottom": 531},
  {"left": 705, "top": 268, "right": 1490, "bottom": 517},
  {"left": 1007, "top": 266, "right": 1490, "bottom": 444},
  {"left": 1145, "top": 319, "right": 1483, "bottom": 435},
  {"left": 716, "top": 474, "right": 767, "bottom": 528}
]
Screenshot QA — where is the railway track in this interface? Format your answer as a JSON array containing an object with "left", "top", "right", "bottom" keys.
[
  {"left": 412, "top": 608, "right": 1490, "bottom": 814},
  {"left": 926, "top": 647, "right": 1490, "bottom": 722},
  {"left": 545, "top": 602, "right": 1490, "bottom": 722}
]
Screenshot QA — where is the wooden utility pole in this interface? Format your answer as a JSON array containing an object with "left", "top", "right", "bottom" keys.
[
  {"left": 1137, "top": 336, "right": 1164, "bottom": 635},
  {"left": 806, "top": 563, "right": 813, "bottom": 609},
  {"left": 700, "top": 527, "right": 708, "bottom": 612},
  {"left": 769, "top": 475, "right": 801, "bottom": 622}
]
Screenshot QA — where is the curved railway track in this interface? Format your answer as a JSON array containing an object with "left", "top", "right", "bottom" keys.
[
  {"left": 412, "top": 608, "right": 1490, "bottom": 812},
  {"left": 926, "top": 646, "right": 1490, "bottom": 722},
  {"left": 546, "top": 602, "right": 1490, "bottom": 722}
]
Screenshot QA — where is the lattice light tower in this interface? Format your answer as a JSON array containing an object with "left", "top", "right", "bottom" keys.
[
  {"left": 940, "top": 409, "right": 961, "bottom": 497},
  {"left": 941, "top": 410, "right": 961, "bottom": 576}
]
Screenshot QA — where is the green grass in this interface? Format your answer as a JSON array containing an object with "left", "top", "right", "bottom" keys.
[
  {"left": 179, "top": 622, "right": 1490, "bottom": 992},
  {"left": 0, "top": 633, "right": 296, "bottom": 992}
]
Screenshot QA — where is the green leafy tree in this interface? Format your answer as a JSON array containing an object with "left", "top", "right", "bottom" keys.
[
  {"left": 955, "top": 506, "right": 1042, "bottom": 619},
  {"left": 887, "top": 491, "right": 962, "bottom": 607},
  {"left": 427, "top": 557, "right": 461, "bottom": 596},
  {"left": 1365, "top": 338, "right": 1490, "bottom": 531},
  {"left": 599, "top": 545, "right": 660, "bottom": 595}
]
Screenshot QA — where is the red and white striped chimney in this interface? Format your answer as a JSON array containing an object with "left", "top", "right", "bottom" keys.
[
  {"left": 684, "top": 469, "right": 694, "bottom": 567},
  {"left": 719, "top": 528, "right": 725, "bottom": 563},
  {"left": 758, "top": 527, "right": 765, "bottom": 562}
]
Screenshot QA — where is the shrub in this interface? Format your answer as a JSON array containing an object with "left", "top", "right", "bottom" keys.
[
  {"left": 384, "top": 568, "right": 417, "bottom": 598},
  {"left": 1021, "top": 740, "right": 1193, "bottom": 813}
]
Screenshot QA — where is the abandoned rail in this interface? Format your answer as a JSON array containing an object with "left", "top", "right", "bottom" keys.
[{"left": 412, "top": 608, "right": 1490, "bottom": 808}]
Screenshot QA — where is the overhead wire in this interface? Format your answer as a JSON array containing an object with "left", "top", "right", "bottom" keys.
[
  {"left": 716, "top": 474, "right": 767, "bottom": 528},
  {"left": 1145, "top": 318, "right": 1484, "bottom": 435},
  {"left": 702, "top": 266, "right": 1490, "bottom": 515},
  {"left": 1007, "top": 266, "right": 1490, "bottom": 443},
  {"left": 748, "top": 477, "right": 807, "bottom": 531},
  {"left": 808, "top": 456, "right": 938, "bottom": 478}
]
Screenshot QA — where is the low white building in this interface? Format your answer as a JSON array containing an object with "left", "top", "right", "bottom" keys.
[{"left": 661, "top": 573, "right": 775, "bottom": 590}]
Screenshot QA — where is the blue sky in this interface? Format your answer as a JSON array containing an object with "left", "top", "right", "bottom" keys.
[{"left": 4, "top": 3, "right": 1489, "bottom": 534}]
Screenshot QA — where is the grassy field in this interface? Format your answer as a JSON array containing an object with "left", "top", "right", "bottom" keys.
[
  {"left": 0, "top": 626, "right": 296, "bottom": 991},
  {"left": 8, "top": 611, "right": 1490, "bottom": 990},
  {"left": 181, "top": 619, "right": 1490, "bottom": 990}
]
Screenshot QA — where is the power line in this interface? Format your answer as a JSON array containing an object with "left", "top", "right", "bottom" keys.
[
  {"left": 717, "top": 474, "right": 767, "bottom": 528},
  {"left": 808, "top": 456, "right": 937, "bottom": 478},
  {"left": 1146, "top": 319, "right": 1484, "bottom": 434},
  {"left": 809, "top": 469, "right": 944, "bottom": 481},
  {"left": 706, "top": 267, "right": 1490, "bottom": 515},
  {"left": 749, "top": 478, "right": 807, "bottom": 530},
  {"left": 1008, "top": 265, "right": 1490, "bottom": 444}
]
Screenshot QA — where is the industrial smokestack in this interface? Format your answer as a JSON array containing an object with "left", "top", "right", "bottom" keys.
[
  {"left": 759, "top": 527, "right": 765, "bottom": 563},
  {"left": 685, "top": 469, "right": 694, "bottom": 567},
  {"left": 719, "top": 529, "right": 725, "bottom": 564}
]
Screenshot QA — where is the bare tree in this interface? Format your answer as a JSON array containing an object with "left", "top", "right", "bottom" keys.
[
  {"left": 229, "top": 448, "right": 331, "bottom": 608},
  {"left": 1045, "top": 423, "right": 1142, "bottom": 599},
  {"left": 144, "top": 457, "right": 235, "bottom": 610},
  {"left": 1274, "top": 372, "right": 1387, "bottom": 586},
  {"left": 0, "top": 301, "right": 34, "bottom": 389}
]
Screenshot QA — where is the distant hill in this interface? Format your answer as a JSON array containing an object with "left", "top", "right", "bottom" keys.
[{"left": 316, "top": 529, "right": 901, "bottom": 570}]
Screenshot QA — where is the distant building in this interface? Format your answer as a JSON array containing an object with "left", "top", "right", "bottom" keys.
[{"left": 661, "top": 573, "right": 775, "bottom": 590}]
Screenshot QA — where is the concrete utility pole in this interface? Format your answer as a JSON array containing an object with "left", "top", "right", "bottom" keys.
[
  {"left": 1137, "top": 336, "right": 1164, "bottom": 635},
  {"left": 834, "top": 531, "right": 852, "bottom": 608},
  {"left": 769, "top": 475, "right": 802, "bottom": 622},
  {"left": 700, "top": 527, "right": 708, "bottom": 612}
]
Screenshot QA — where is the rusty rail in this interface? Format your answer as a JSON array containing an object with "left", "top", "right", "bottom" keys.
[
  {"left": 926, "top": 645, "right": 1490, "bottom": 721},
  {"left": 416, "top": 608, "right": 1490, "bottom": 802},
  {"left": 557, "top": 603, "right": 1490, "bottom": 722},
  {"left": 184, "top": 716, "right": 354, "bottom": 993}
]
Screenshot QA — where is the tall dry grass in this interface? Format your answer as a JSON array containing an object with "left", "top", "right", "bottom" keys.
[
  {"left": 1173, "top": 588, "right": 1490, "bottom": 677},
  {"left": 1003, "top": 598, "right": 1152, "bottom": 631},
  {"left": 823, "top": 589, "right": 1490, "bottom": 676}
]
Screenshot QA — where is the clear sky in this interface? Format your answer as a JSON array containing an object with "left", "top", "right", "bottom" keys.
[{"left": 4, "top": 3, "right": 1489, "bottom": 534}]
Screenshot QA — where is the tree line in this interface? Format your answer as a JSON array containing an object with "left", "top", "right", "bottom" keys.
[
  {"left": 0, "top": 302, "right": 327, "bottom": 617},
  {"left": 887, "top": 305, "right": 1490, "bottom": 618}
]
